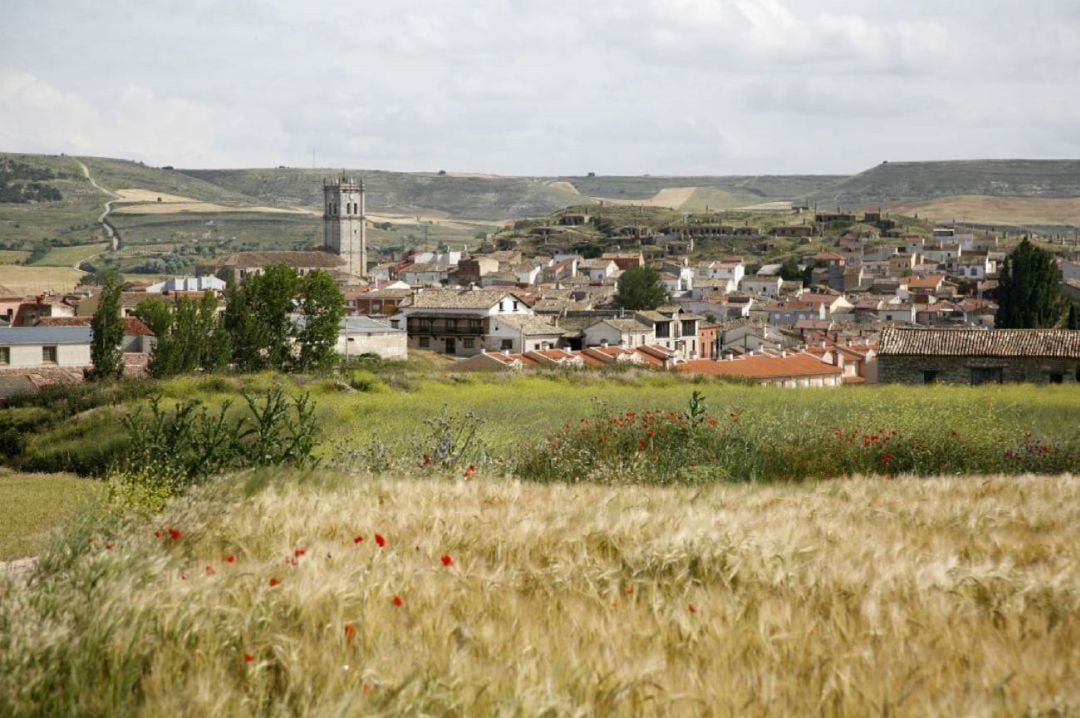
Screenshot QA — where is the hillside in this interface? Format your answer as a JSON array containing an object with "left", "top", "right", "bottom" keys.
[{"left": 810, "top": 159, "right": 1080, "bottom": 207}]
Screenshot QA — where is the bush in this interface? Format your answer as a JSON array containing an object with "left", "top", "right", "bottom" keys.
[{"left": 109, "top": 388, "right": 321, "bottom": 512}]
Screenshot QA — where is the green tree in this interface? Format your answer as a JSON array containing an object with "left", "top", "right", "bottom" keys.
[
  {"left": 614, "top": 266, "right": 669, "bottom": 310},
  {"left": 296, "top": 270, "right": 345, "bottom": 372},
  {"left": 995, "top": 237, "right": 1064, "bottom": 328},
  {"left": 778, "top": 257, "right": 802, "bottom": 282},
  {"left": 89, "top": 278, "right": 124, "bottom": 380},
  {"left": 224, "top": 265, "right": 300, "bottom": 372}
]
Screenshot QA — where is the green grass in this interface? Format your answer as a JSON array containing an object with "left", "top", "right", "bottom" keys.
[
  {"left": 0, "top": 154, "right": 109, "bottom": 246},
  {"left": 32, "top": 242, "right": 108, "bottom": 267},
  {"left": 0, "top": 471, "right": 104, "bottom": 560},
  {"left": 0, "top": 250, "right": 29, "bottom": 264}
]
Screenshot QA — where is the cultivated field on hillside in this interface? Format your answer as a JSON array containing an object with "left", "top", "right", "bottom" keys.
[
  {"left": 0, "top": 265, "right": 82, "bottom": 294},
  {"left": 891, "top": 194, "right": 1080, "bottom": 226},
  {"left": 32, "top": 242, "right": 108, "bottom": 267},
  {"left": 1, "top": 472, "right": 1076, "bottom": 715}
]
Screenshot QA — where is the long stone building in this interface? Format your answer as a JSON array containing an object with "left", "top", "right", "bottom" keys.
[{"left": 878, "top": 327, "right": 1080, "bottom": 384}]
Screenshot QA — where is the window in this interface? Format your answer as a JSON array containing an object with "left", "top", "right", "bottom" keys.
[
  {"left": 512, "top": 300, "right": 519, "bottom": 311},
  {"left": 419, "top": 336, "right": 430, "bottom": 348},
  {"left": 42, "top": 346, "right": 58, "bottom": 364},
  {"left": 970, "top": 367, "right": 1003, "bottom": 385},
  {"left": 922, "top": 370, "right": 938, "bottom": 385},
  {"left": 1049, "top": 373, "right": 1063, "bottom": 384},
  {"left": 0, "top": 347, "right": 8, "bottom": 365},
  {"left": 500, "top": 339, "right": 513, "bottom": 351},
  {"left": 463, "top": 338, "right": 475, "bottom": 349}
]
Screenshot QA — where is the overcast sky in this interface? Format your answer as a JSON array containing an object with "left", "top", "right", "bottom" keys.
[{"left": 2, "top": 0, "right": 1079, "bottom": 176}]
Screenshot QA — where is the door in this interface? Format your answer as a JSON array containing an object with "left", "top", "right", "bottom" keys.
[{"left": 444, "top": 338, "right": 456, "bottom": 354}]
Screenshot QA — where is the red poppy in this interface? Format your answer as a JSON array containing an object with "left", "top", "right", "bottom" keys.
[
  {"left": 226, "top": 554, "right": 236, "bottom": 564},
  {"left": 375, "top": 534, "right": 386, "bottom": 548},
  {"left": 344, "top": 622, "right": 357, "bottom": 640},
  {"left": 243, "top": 652, "right": 254, "bottom": 663},
  {"left": 294, "top": 548, "right": 306, "bottom": 558},
  {"left": 167, "top": 528, "right": 182, "bottom": 540},
  {"left": 87, "top": 536, "right": 94, "bottom": 544},
  {"left": 154, "top": 530, "right": 163, "bottom": 539},
  {"left": 639, "top": 438, "right": 647, "bottom": 451},
  {"left": 687, "top": 603, "right": 698, "bottom": 614},
  {"left": 205, "top": 565, "right": 216, "bottom": 576},
  {"left": 353, "top": 536, "right": 364, "bottom": 544},
  {"left": 441, "top": 554, "right": 453, "bottom": 566},
  {"left": 392, "top": 595, "right": 403, "bottom": 607},
  {"left": 104, "top": 543, "right": 113, "bottom": 551},
  {"left": 269, "top": 577, "right": 281, "bottom": 587}
]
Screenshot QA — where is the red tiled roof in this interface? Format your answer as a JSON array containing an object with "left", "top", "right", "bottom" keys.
[{"left": 677, "top": 354, "right": 842, "bottom": 379}]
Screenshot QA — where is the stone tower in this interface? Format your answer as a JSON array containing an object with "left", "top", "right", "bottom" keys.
[{"left": 323, "top": 175, "right": 367, "bottom": 277}]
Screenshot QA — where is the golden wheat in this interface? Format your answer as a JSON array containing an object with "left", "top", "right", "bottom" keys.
[{"left": 2, "top": 472, "right": 1078, "bottom": 716}]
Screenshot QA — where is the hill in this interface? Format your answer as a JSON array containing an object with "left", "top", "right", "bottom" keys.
[{"left": 810, "top": 159, "right": 1080, "bottom": 208}]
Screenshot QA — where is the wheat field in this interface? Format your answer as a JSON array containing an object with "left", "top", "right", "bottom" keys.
[{"left": 2, "top": 472, "right": 1077, "bottom": 716}]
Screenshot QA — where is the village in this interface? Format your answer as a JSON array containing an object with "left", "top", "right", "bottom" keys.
[{"left": 2, "top": 175, "right": 1079, "bottom": 394}]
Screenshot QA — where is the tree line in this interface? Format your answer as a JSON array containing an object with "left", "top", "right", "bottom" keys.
[{"left": 90, "top": 265, "right": 345, "bottom": 379}]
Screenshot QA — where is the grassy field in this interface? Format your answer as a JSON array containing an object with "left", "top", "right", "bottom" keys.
[
  {"left": 0, "top": 471, "right": 103, "bottom": 561},
  {"left": 9, "top": 372, "right": 1079, "bottom": 480},
  {"left": 32, "top": 242, "right": 108, "bottom": 267},
  {"left": 0, "top": 250, "right": 30, "bottom": 264},
  {"left": 891, "top": 195, "right": 1080, "bottom": 226},
  {"left": 0, "top": 154, "right": 108, "bottom": 246},
  {"left": 1, "top": 471, "right": 1076, "bottom": 715},
  {"left": 0, "top": 265, "right": 82, "bottom": 294}
]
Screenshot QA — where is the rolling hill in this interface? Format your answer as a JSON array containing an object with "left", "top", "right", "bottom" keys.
[{"left": 809, "top": 159, "right": 1080, "bottom": 207}]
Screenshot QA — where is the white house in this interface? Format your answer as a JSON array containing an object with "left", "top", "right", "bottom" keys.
[
  {"left": 0, "top": 326, "right": 93, "bottom": 371},
  {"left": 741, "top": 275, "right": 784, "bottom": 297},
  {"left": 582, "top": 318, "right": 655, "bottom": 348},
  {"left": 485, "top": 314, "right": 565, "bottom": 353},
  {"left": 392, "top": 288, "right": 534, "bottom": 356},
  {"left": 337, "top": 316, "right": 408, "bottom": 361},
  {"left": 146, "top": 276, "right": 226, "bottom": 294}
]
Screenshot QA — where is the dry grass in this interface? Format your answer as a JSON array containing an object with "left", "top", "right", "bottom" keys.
[
  {"left": 890, "top": 194, "right": 1080, "bottom": 226},
  {"left": 0, "top": 471, "right": 103, "bottom": 561},
  {"left": 0, "top": 266, "right": 82, "bottom": 294},
  {"left": 2, "top": 472, "right": 1077, "bottom": 715},
  {"left": 111, "top": 188, "right": 313, "bottom": 216}
]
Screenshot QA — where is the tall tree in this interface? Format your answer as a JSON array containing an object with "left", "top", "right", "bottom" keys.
[
  {"left": 994, "top": 237, "right": 1064, "bottom": 328},
  {"left": 89, "top": 277, "right": 125, "bottom": 380},
  {"left": 296, "top": 270, "right": 345, "bottom": 372},
  {"left": 224, "top": 265, "right": 299, "bottom": 372},
  {"left": 614, "top": 266, "right": 668, "bottom": 310}
]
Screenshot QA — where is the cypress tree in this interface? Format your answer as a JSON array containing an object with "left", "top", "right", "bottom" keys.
[
  {"left": 994, "top": 237, "right": 1064, "bottom": 328},
  {"left": 89, "top": 277, "right": 125, "bottom": 380}
]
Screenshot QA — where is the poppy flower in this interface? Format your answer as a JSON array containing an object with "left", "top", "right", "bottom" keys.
[
  {"left": 375, "top": 534, "right": 386, "bottom": 548},
  {"left": 353, "top": 536, "right": 364, "bottom": 544},
  {"left": 344, "top": 623, "right": 357, "bottom": 640},
  {"left": 104, "top": 543, "right": 113, "bottom": 551},
  {"left": 205, "top": 565, "right": 216, "bottom": 576},
  {"left": 226, "top": 554, "right": 236, "bottom": 564},
  {"left": 687, "top": 603, "right": 698, "bottom": 614},
  {"left": 87, "top": 536, "right": 94, "bottom": 544},
  {"left": 441, "top": 554, "right": 453, "bottom": 566},
  {"left": 294, "top": 548, "right": 306, "bottom": 558},
  {"left": 243, "top": 652, "right": 254, "bottom": 663},
  {"left": 154, "top": 530, "right": 163, "bottom": 539},
  {"left": 392, "top": 595, "right": 403, "bottom": 607},
  {"left": 167, "top": 528, "right": 182, "bottom": 540},
  {"left": 269, "top": 577, "right": 281, "bottom": 587}
]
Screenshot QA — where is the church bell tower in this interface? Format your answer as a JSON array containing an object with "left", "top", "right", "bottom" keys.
[{"left": 323, "top": 175, "right": 367, "bottom": 277}]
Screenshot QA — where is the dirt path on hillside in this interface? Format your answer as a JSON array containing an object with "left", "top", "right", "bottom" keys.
[{"left": 74, "top": 158, "right": 119, "bottom": 253}]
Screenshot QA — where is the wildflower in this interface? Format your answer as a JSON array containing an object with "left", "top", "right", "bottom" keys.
[
  {"left": 154, "top": 530, "right": 163, "bottom": 539},
  {"left": 104, "top": 543, "right": 113, "bottom": 551},
  {"left": 344, "top": 622, "right": 357, "bottom": 641},
  {"left": 294, "top": 548, "right": 306, "bottom": 558},
  {"left": 269, "top": 577, "right": 281, "bottom": 587},
  {"left": 707, "top": 417, "right": 718, "bottom": 427},
  {"left": 226, "top": 554, "right": 236, "bottom": 564},
  {"left": 244, "top": 652, "right": 254, "bottom": 663},
  {"left": 441, "top": 554, "right": 453, "bottom": 567},
  {"left": 205, "top": 565, "right": 216, "bottom": 576},
  {"left": 392, "top": 595, "right": 403, "bottom": 607},
  {"left": 180, "top": 571, "right": 189, "bottom": 581},
  {"left": 639, "top": 438, "right": 647, "bottom": 451},
  {"left": 375, "top": 534, "right": 386, "bottom": 548},
  {"left": 167, "top": 528, "right": 182, "bottom": 541},
  {"left": 353, "top": 536, "right": 364, "bottom": 544},
  {"left": 687, "top": 603, "right": 698, "bottom": 614},
  {"left": 87, "top": 536, "right": 94, "bottom": 544}
]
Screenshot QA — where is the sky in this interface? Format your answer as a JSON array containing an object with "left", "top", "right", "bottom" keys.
[{"left": 2, "top": 0, "right": 1080, "bottom": 176}]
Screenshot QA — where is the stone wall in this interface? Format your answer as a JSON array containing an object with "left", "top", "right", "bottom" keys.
[{"left": 878, "top": 355, "right": 1080, "bottom": 385}]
